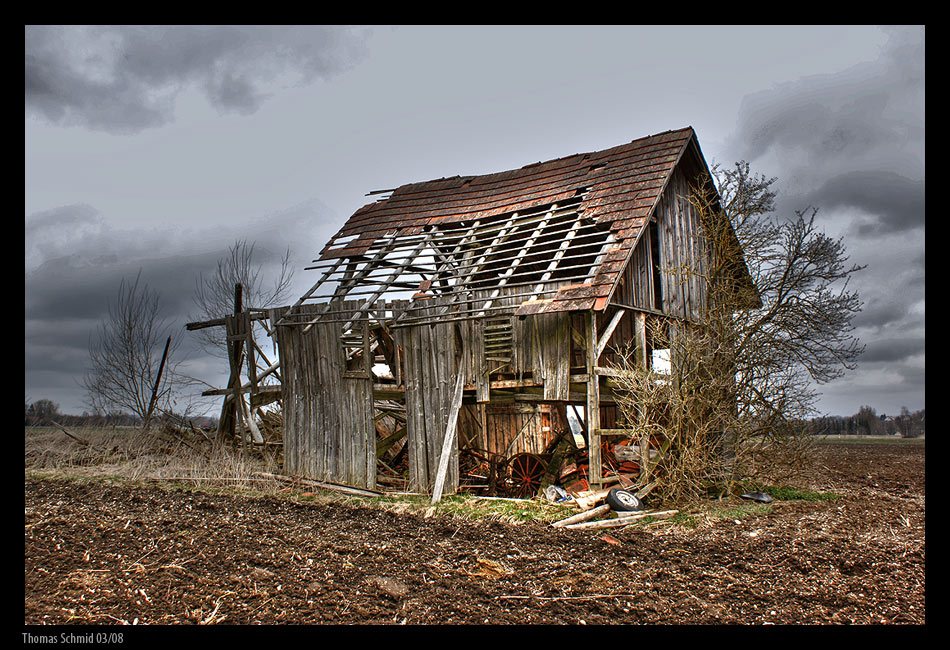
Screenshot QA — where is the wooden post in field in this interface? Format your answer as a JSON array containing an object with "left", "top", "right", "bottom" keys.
[
  {"left": 143, "top": 335, "right": 171, "bottom": 431},
  {"left": 217, "top": 284, "right": 244, "bottom": 442}
]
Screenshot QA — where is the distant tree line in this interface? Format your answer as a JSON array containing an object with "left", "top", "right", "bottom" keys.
[
  {"left": 24, "top": 399, "right": 217, "bottom": 430},
  {"left": 804, "top": 405, "right": 925, "bottom": 438}
]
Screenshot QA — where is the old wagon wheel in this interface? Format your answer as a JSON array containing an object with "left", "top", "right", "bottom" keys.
[{"left": 507, "top": 453, "right": 548, "bottom": 498}]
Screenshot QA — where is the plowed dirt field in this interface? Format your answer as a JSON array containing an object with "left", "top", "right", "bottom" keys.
[{"left": 24, "top": 441, "right": 924, "bottom": 625}]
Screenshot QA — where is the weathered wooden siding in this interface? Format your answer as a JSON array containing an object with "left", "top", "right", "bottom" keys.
[
  {"left": 608, "top": 157, "right": 710, "bottom": 323},
  {"left": 464, "top": 285, "right": 572, "bottom": 397},
  {"left": 618, "top": 222, "right": 656, "bottom": 312},
  {"left": 478, "top": 403, "right": 556, "bottom": 457},
  {"left": 269, "top": 303, "right": 375, "bottom": 490},
  {"left": 394, "top": 301, "right": 464, "bottom": 495},
  {"left": 526, "top": 311, "right": 572, "bottom": 401},
  {"left": 652, "top": 162, "right": 708, "bottom": 321}
]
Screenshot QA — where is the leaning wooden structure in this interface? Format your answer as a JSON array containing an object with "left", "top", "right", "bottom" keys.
[{"left": 191, "top": 126, "right": 747, "bottom": 499}]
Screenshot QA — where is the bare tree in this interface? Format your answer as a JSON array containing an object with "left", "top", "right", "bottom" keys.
[
  {"left": 191, "top": 239, "right": 294, "bottom": 357},
  {"left": 83, "top": 271, "right": 179, "bottom": 424},
  {"left": 30, "top": 399, "right": 60, "bottom": 422},
  {"left": 612, "top": 161, "right": 865, "bottom": 502}
]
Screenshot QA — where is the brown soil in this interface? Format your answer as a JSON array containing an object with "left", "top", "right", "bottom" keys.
[{"left": 24, "top": 442, "right": 925, "bottom": 625}]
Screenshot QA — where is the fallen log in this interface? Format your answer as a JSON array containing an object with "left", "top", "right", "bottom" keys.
[
  {"left": 551, "top": 504, "right": 611, "bottom": 528},
  {"left": 252, "top": 472, "right": 382, "bottom": 497},
  {"left": 564, "top": 509, "right": 679, "bottom": 530}
]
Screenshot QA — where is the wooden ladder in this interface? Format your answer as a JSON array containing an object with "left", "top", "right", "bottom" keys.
[{"left": 483, "top": 316, "right": 513, "bottom": 373}]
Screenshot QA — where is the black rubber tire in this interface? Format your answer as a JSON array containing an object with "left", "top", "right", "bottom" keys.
[{"left": 606, "top": 488, "right": 643, "bottom": 512}]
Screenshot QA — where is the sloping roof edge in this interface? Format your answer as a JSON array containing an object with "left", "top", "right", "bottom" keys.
[{"left": 597, "top": 127, "right": 702, "bottom": 311}]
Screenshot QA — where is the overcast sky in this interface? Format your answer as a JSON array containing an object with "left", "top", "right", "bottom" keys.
[{"left": 25, "top": 25, "right": 925, "bottom": 418}]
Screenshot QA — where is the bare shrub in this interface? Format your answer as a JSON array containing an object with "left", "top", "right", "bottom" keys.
[
  {"left": 610, "top": 162, "right": 863, "bottom": 503},
  {"left": 191, "top": 239, "right": 294, "bottom": 358},
  {"left": 82, "top": 271, "right": 180, "bottom": 425}
]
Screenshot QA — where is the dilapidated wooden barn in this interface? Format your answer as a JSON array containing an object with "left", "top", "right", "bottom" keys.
[{"left": 195, "top": 126, "right": 742, "bottom": 499}]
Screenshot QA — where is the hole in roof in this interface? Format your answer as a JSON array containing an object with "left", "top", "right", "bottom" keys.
[
  {"left": 588, "top": 162, "right": 607, "bottom": 172},
  {"left": 328, "top": 234, "right": 358, "bottom": 248}
]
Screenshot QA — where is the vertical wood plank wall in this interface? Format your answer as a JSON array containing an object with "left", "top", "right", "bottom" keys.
[
  {"left": 652, "top": 163, "right": 707, "bottom": 322},
  {"left": 474, "top": 404, "right": 558, "bottom": 457},
  {"left": 269, "top": 303, "right": 375, "bottom": 490},
  {"left": 395, "top": 301, "right": 463, "bottom": 495}
]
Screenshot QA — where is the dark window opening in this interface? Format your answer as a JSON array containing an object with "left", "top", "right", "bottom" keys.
[{"left": 649, "top": 220, "right": 663, "bottom": 311}]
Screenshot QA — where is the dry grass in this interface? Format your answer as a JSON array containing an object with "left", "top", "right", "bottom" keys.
[
  {"left": 24, "top": 425, "right": 284, "bottom": 493},
  {"left": 24, "top": 424, "right": 577, "bottom": 524}
]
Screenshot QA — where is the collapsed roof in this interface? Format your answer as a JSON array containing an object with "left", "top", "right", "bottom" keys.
[{"left": 283, "top": 126, "right": 707, "bottom": 328}]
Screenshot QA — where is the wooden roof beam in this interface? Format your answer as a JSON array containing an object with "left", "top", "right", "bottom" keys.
[{"left": 475, "top": 210, "right": 552, "bottom": 316}]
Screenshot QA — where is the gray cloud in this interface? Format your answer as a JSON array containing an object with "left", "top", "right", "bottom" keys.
[
  {"left": 804, "top": 170, "right": 924, "bottom": 235},
  {"left": 25, "top": 25, "right": 369, "bottom": 133},
  {"left": 720, "top": 26, "right": 925, "bottom": 415},
  {"left": 734, "top": 27, "right": 923, "bottom": 162},
  {"left": 894, "top": 362, "right": 926, "bottom": 389},
  {"left": 24, "top": 198, "right": 338, "bottom": 413},
  {"left": 728, "top": 27, "right": 924, "bottom": 235},
  {"left": 853, "top": 297, "right": 912, "bottom": 332},
  {"left": 859, "top": 337, "right": 925, "bottom": 364},
  {"left": 25, "top": 198, "right": 336, "bottom": 321}
]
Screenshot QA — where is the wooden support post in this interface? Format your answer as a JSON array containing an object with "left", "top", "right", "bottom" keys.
[
  {"left": 142, "top": 335, "right": 171, "bottom": 430},
  {"left": 217, "top": 284, "right": 244, "bottom": 441},
  {"left": 595, "top": 309, "right": 626, "bottom": 360},
  {"left": 245, "top": 312, "right": 257, "bottom": 394},
  {"left": 431, "top": 371, "right": 466, "bottom": 504},
  {"left": 586, "top": 310, "right": 602, "bottom": 489},
  {"left": 635, "top": 312, "right": 650, "bottom": 482},
  {"left": 636, "top": 312, "right": 647, "bottom": 370},
  {"left": 362, "top": 319, "right": 372, "bottom": 376}
]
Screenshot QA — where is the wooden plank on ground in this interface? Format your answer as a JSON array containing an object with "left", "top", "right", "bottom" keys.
[
  {"left": 551, "top": 504, "right": 611, "bottom": 528},
  {"left": 564, "top": 510, "right": 678, "bottom": 530}
]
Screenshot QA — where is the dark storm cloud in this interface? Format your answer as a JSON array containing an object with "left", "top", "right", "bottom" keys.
[
  {"left": 728, "top": 26, "right": 924, "bottom": 237},
  {"left": 734, "top": 27, "right": 923, "bottom": 158},
  {"left": 804, "top": 170, "right": 924, "bottom": 235},
  {"left": 720, "top": 26, "right": 925, "bottom": 414},
  {"left": 25, "top": 199, "right": 335, "bottom": 324},
  {"left": 853, "top": 298, "right": 911, "bottom": 331},
  {"left": 25, "top": 25, "right": 369, "bottom": 133},
  {"left": 894, "top": 363, "right": 926, "bottom": 389},
  {"left": 859, "top": 337, "right": 925, "bottom": 364},
  {"left": 26, "top": 251, "right": 212, "bottom": 322}
]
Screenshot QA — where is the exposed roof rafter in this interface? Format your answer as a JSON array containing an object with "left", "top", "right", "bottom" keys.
[{"left": 282, "top": 127, "right": 702, "bottom": 327}]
